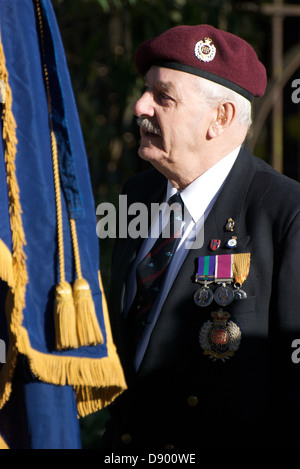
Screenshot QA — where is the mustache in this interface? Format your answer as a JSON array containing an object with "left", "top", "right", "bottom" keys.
[{"left": 137, "top": 116, "right": 162, "bottom": 137}]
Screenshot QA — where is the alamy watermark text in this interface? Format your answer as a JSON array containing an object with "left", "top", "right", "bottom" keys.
[{"left": 96, "top": 195, "right": 204, "bottom": 249}]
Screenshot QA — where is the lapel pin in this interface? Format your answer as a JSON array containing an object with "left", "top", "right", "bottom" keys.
[
  {"left": 210, "top": 239, "right": 221, "bottom": 251},
  {"left": 226, "top": 236, "right": 237, "bottom": 248},
  {"left": 225, "top": 218, "right": 235, "bottom": 232}
]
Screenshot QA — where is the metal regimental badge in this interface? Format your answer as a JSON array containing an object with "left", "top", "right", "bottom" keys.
[
  {"left": 225, "top": 218, "right": 235, "bottom": 232},
  {"left": 194, "top": 37, "right": 216, "bottom": 63},
  {"left": 199, "top": 310, "right": 241, "bottom": 361}
]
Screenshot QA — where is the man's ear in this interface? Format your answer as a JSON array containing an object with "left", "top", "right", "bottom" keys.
[{"left": 207, "top": 103, "right": 235, "bottom": 139}]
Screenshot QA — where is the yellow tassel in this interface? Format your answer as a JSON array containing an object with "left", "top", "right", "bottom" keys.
[
  {"left": 73, "top": 278, "right": 103, "bottom": 346},
  {"left": 54, "top": 281, "right": 79, "bottom": 350}
]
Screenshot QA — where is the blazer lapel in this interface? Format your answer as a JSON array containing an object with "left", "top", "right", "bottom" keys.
[{"left": 201, "top": 144, "right": 255, "bottom": 253}]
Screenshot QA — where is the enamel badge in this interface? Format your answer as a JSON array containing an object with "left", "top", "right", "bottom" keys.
[
  {"left": 199, "top": 309, "right": 241, "bottom": 361},
  {"left": 210, "top": 239, "right": 221, "bottom": 251},
  {"left": 194, "top": 37, "right": 216, "bottom": 62},
  {"left": 226, "top": 236, "right": 237, "bottom": 248}
]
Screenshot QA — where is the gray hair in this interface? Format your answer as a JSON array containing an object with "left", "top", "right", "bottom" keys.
[{"left": 195, "top": 76, "right": 252, "bottom": 129}]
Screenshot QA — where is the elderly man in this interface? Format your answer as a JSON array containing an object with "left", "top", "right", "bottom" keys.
[{"left": 102, "top": 25, "right": 300, "bottom": 449}]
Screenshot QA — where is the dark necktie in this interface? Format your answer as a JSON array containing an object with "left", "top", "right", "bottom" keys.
[{"left": 126, "top": 192, "right": 184, "bottom": 352}]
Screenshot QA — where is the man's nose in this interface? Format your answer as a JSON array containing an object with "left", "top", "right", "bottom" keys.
[{"left": 133, "top": 91, "right": 155, "bottom": 117}]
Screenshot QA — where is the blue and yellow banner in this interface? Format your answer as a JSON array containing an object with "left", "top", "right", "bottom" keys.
[{"left": 0, "top": 0, "right": 126, "bottom": 449}]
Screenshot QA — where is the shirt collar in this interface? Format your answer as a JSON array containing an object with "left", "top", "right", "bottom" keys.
[{"left": 166, "top": 146, "right": 241, "bottom": 223}]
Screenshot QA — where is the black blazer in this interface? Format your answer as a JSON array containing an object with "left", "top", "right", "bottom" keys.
[{"left": 104, "top": 145, "right": 300, "bottom": 449}]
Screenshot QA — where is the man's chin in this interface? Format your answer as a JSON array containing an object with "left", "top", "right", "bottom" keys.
[
  {"left": 138, "top": 146, "right": 156, "bottom": 162},
  {"left": 138, "top": 141, "right": 165, "bottom": 160}
]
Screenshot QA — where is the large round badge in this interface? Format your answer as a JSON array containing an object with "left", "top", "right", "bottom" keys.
[
  {"left": 194, "top": 286, "right": 213, "bottom": 307},
  {"left": 214, "top": 284, "right": 234, "bottom": 306},
  {"left": 199, "top": 310, "right": 241, "bottom": 361}
]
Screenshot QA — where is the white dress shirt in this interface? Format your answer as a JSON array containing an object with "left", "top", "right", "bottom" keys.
[{"left": 124, "top": 146, "right": 241, "bottom": 370}]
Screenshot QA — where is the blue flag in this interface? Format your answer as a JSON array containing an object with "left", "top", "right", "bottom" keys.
[{"left": 0, "top": 0, "right": 126, "bottom": 449}]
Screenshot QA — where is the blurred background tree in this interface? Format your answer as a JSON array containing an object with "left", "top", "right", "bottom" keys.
[{"left": 51, "top": 0, "right": 300, "bottom": 448}]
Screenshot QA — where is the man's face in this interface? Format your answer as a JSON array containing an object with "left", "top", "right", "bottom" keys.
[{"left": 133, "top": 66, "right": 214, "bottom": 182}]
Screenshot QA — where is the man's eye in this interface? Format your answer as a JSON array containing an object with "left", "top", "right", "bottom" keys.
[{"left": 160, "top": 92, "right": 173, "bottom": 101}]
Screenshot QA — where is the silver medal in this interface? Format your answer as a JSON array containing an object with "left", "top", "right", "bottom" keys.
[
  {"left": 214, "top": 284, "right": 234, "bottom": 306},
  {"left": 194, "top": 285, "right": 214, "bottom": 307},
  {"left": 233, "top": 286, "right": 247, "bottom": 300}
]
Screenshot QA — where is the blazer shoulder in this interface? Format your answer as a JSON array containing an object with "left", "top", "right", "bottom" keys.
[
  {"left": 245, "top": 153, "right": 300, "bottom": 233},
  {"left": 252, "top": 155, "right": 300, "bottom": 201}
]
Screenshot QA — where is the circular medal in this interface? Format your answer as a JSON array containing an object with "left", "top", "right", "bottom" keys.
[
  {"left": 214, "top": 285, "right": 234, "bottom": 306},
  {"left": 234, "top": 288, "right": 247, "bottom": 300},
  {"left": 194, "top": 286, "right": 213, "bottom": 307}
]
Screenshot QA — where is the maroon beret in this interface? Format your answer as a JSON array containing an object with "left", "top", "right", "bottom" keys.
[{"left": 134, "top": 24, "right": 267, "bottom": 102}]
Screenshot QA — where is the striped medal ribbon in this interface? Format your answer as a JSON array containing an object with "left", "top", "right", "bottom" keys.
[
  {"left": 194, "top": 256, "right": 216, "bottom": 307},
  {"left": 214, "top": 254, "right": 234, "bottom": 306},
  {"left": 232, "top": 253, "right": 251, "bottom": 299}
]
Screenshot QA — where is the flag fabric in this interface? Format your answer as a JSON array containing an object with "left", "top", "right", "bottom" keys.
[{"left": 0, "top": 0, "right": 126, "bottom": 449}]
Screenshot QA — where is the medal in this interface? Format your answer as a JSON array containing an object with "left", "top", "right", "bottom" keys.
[
  {"left": 194, "top": 256, "right": 215, "bottom": 307},
  {"left": 232, "top": 253, "right": 251, "bottom": 300},
  {"left": 214, "top": 284, "right": 234, "bottom": 306},
  {"left": 194, "top": 286, "right": 213, "bottom": 307},
  {"left": 233, "top": 288, "right": 247, "bottom": 300},
  {"left": 214, "top": 254, "right": 234, "bottom": 306},
  {"left": 193, "top": 253, "right": 251, "bottom": 308},
  {"left": 199, "top": 309, "right": 241, "bottom": 361}
]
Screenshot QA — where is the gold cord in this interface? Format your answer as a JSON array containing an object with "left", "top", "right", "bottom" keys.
[
  {"left": 35, "top": 0, "right": 102, "bottom": 348},
  {"left": 70, "top": 218, "right": 82, "bottom": 280},
  {"left": 35, "top": 0, "right": 78, "bottom": 349}
]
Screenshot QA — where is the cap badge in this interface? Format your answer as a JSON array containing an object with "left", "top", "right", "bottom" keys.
[{"left": 194, "top": 37, "right": 216, "bottom": 63}]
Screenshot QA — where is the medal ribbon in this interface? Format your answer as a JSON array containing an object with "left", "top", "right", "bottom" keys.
[
  {"left": 232, "top": 253, "right": 251, "bottom": 285},
  {"left": 215, "top": 254, "right": 233, "bottom": 281},
  {"left": 197, "top": 255, "right": 215, "bottom": 279}
]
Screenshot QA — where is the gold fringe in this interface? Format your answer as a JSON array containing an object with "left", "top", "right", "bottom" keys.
[
  {"left": 0, "top": 434, "right": 9, "bottom": 449},
  {"left": 0, "top": 317, "right": 18, "bottom": 410},
  {"left": 76, "top": 272, "right": 126, "bottom": 416},
  {"left": 70, "top": 218, "right": 103, "bottom": 347},
  {"left": 0, "top": 239, "right": 14, "bottom": 290},
  {"left": 8, "top": 271, "right": 127, "bottom": 418},
  {"left": 0, "top": 31, "right": 28, "bottom": 411}
]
